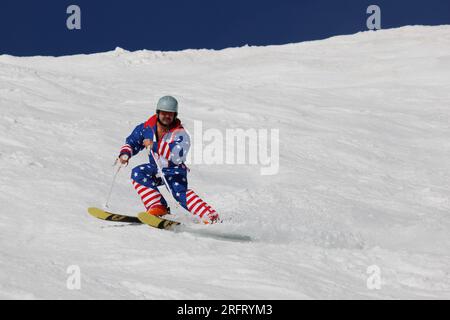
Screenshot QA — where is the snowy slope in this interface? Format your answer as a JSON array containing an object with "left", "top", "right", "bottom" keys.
[{"left": 1, "top": 25, "right": 450, "bottom": 299}]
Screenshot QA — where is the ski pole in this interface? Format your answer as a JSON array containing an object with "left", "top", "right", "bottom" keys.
[
  {"left": 147, "top": 147, "right": 174, "bottom": 195},
  {"left": 104, "top": 162, "right": 122, "bottom": 208}
]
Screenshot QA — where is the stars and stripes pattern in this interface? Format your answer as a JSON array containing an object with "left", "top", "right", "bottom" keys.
[
  {"left": 186, "top": 189, "right": 219, "bottom": 223},
  {"left": 158, "top": 140, "right": 171, "bottom": 160},
  {"left": 120, "top": 144, "right": 133, "bottom": 156},
  {"left": 132, "top": 180, "right": 163, "bottom": 211}
]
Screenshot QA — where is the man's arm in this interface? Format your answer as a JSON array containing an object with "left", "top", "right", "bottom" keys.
[{"left": 118, "top": 123, "right": 149, "bottom": 163}]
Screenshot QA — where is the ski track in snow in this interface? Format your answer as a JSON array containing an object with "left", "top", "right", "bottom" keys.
[{"left": 1, "top": 26, "right": 450, "bottom": 299}]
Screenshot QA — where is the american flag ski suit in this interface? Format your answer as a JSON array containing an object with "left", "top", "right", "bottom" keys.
[{"left": 119, "top": 114, "right": 219, "bottom": 223}]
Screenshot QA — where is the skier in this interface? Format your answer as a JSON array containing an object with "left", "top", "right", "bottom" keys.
[{"left": 117, "top": 95, "right": 220, "bottom": 224}]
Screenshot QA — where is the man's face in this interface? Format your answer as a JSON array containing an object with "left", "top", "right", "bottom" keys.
[{"left": 158, "top": 111, "right": 176, "bottom": 126}]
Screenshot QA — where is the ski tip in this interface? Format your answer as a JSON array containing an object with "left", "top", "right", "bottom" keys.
[
  {"left": 87, "top": 207, "right": 108, "bottom": 219},
  {"left": 87, "top": 207, "right": 99, "bottom": 214}
]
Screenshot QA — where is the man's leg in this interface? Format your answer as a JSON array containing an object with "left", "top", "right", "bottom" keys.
[
  {"left": 130, "top": 164, "right": 168, "bottom": 216},
  {"left": 184, "top": 189, "right": 220, "bottom": 223},
  {"left": 164, "top": 166, "right": 220, "bottom": 223}
]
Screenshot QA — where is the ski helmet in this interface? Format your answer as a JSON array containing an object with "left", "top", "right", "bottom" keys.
[{"left": 156, "top": 95, "right": 178, "bottom": 113}]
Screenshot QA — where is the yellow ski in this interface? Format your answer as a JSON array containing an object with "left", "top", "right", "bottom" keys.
[
  {"left": 88, "top": 207, "right": 141, "bottom": 223},
  {"left": 88, "top": 207, "right": 181, "bottom": 230},
  {"left": 137, "top": 212, "right": 181, "bottom": 230}
]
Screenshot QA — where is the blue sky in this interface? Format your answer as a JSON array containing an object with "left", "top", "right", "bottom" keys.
[{"left": 0, "top": 0, "right": 449, "bottom": 56}]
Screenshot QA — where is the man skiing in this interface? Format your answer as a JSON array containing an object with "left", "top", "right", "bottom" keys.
[{"left": 117, "top": 95, "right": 220, "bottom": 224}]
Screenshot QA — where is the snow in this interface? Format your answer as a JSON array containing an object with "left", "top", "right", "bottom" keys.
[{"left": 1, "top": 25, "right": 450, "bottom": 299}]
